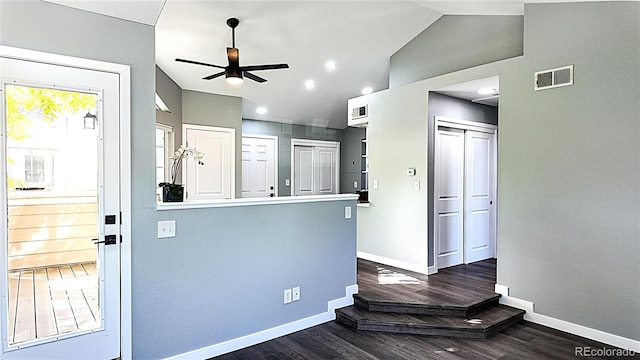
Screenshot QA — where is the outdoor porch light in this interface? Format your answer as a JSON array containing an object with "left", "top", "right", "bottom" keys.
[{"left": 83, "top": 112, "right": 97, "bottom": 129}]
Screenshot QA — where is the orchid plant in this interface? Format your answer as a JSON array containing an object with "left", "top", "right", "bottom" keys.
[{"left": 160, "top": 145, "right": 204, "bottom": 186}]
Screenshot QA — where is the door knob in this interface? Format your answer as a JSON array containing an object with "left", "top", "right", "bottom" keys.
[{"left": 91, "top": 234, "right": 118, "bottom": 245}]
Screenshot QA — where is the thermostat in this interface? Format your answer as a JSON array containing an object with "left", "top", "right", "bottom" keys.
[{"left": 407, "top": 168, "right": 416, "bottom": 176}]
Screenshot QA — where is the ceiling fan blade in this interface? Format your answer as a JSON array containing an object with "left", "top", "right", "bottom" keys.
[
  {"left": 202, "top": 71, "right": 225, "bottom": 80},
  {"left": 176, "top": 58, "right": 225, "bottom": 69},
  {"left": 244, "top": 71, "right": 267, "bottom": 83},
  {"left": 240, "top": 63, "right": 289, "bottom": 72}
]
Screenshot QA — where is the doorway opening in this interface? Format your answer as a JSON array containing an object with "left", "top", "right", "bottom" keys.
[{"left": 429, "top": 76, "right": 499, "bottom": 271}]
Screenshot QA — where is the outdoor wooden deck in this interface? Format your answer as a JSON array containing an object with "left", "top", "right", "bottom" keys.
[{"left": 7, "top": 262, "right": 100, "bottom": 345}]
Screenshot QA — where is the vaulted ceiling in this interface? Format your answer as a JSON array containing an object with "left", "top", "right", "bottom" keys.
[{"left": 44, "top": 0, "right": 609, "bottom": 128}]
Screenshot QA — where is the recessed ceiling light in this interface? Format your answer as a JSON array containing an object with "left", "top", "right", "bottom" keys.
[
  {"left": 478, "top": 87, "right": 496, "bottom": 95},
  {"left": 304, "top": 80, "right": 316, "bottom": 90},
  {"left": 256, "top": 106, "right": 268, "bottom": 115},
  {"left": 324, "top": 60, "right": 337, "bottom": 71},
  {"left": 361, "top": 87, "right": 373, "bottom": 95}
]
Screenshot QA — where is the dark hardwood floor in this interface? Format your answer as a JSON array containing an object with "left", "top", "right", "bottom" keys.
[{"left": 213, "top": 259, "right": 638, "bottom": 360}]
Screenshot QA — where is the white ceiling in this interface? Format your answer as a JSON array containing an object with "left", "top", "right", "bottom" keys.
[{"left": 44, "top": 0, "right": 621, "bottom": 129}]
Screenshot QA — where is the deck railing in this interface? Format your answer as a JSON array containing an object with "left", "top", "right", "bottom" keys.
[{"left": 7, "top": 191, "right": 97, "bottom": 271}]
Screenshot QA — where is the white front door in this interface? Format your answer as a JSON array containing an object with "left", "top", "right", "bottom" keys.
[
  {"left": 292, "top": 140, "right": 340, "bottom": 196},
  {"left": 464, "top": 130, "right": 496, "bottom": 263},
  {"left": 1, "top": 57, "right": 120, "bottom": 358},
  {"left": 184, "top": 125, "right": 235, "bottom": 200},
  {"left": 435, "top": 127, "right": 465, "bottom": 268},
  {"left": 242, "top": 136, "right": 277, "bottom": 198}
]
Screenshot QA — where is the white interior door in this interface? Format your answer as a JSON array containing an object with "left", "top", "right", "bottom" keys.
[
  {"left": 293, "top": 146, "right": 315, "bottom": 196},
  {"left": 315, "top": 146, "right": 338, "bottom": 195},
  {"left": 184, "top": 125, "right": 235, "bottom": 200},
  {"left": 242, "top": 136, "right": 277, "bottom": 198},
  {"left": 292, "top": 140, "right": 339, "bottom": 196},
  {"left": 464, "top": 130, "right": 496, "bottom": 263},
  {"left": 435, "top": 127, "right": 465, "bottom": 268},
  {"left": 1, "top": 57, "right": 120, "bottom": 359}
]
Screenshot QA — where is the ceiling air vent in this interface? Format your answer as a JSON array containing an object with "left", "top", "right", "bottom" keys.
[
  {"left": 351, "top": 105, "right": 368, "bottom": 120},
  {"left": 534, "top": 65, "right": 573, "bottom": 91}
]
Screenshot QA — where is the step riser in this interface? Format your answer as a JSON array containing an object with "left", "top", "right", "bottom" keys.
[
  {"left": 335, "top": 305, "right": 526, "bottom": 339},
  {"left": 354, "top": 294, "right": 501, "bottom": 317}
]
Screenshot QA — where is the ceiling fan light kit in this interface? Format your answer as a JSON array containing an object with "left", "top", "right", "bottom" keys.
[{"left": 176, "top": 17, "right": 289, "bottom": 84}]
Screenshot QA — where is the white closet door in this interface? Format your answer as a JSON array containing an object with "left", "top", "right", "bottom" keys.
[
  {"left": 293, "top": 145, "right": 314, "bottom": 196},
  {"left": 464, "top": 130, "right": 495, "bottom": 263},
  {"left": 435, "top": 127, "right": 465, "bottom": 268},
  {"left": 315, "top": 146, "right": 338, "bottom": 195}
]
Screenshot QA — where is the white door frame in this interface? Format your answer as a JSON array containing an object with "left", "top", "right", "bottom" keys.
[
  {"left": 433, "top": 116, "right": 497, "bottom": 272},
  {"left": 0, "top": 45, "right": 132, "bottom": 358},
  {"left": 290, "top": 139, "right": 340, "bottom": 195},
  {"left": 242, "top": 134, "right": 279, "bottom": 197}
]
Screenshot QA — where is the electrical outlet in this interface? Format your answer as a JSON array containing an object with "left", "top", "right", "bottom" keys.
[
  {"left": 157, "top": 220, "right": 176, "bottom": 238},
  {"left": 292, "top": 286, "right": 300, "bottom": 301},
  {"left": 345, "top": 206, "right": 352, "bottom": 219},
  {"left": 284, "top": 288, "right": 292, "bottom": 304},
  {"left": 285, "top": 178, "right": 290, "bottom": 187}
]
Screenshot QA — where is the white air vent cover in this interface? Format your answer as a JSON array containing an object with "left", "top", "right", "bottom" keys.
[
  {"left": 534, "top": 65, "right": 573, "bottom": 91},
  {"left": 351, "top": 105, "right": 368, "bottom": 120}
]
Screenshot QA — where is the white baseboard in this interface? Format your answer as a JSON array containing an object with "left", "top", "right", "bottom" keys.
[
  {"left": 495, "top": 284, "right": 640, "bottom": 352},
  {"left": 357, "top": 251, "right": 430, "bottom": 275},
  {"left": 163, "top": 284, "right": 358, "bottom": 360}
]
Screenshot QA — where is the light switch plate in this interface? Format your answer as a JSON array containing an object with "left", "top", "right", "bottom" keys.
[
  {"left": 373, "top": 180, "right": 378, "bottom": 190},
  {"left": 345, "top": 206, "right": 352, "bottom": 219},
  {"left": 353, "top": 181, "right": 358, "bottom": 188},
  {"left": 158, "top": 220, "right": 176, "bottom": 238},
  {"left": 285, "top": 178, "right": 290, "bottom": 186},
  {"left": 414, "top": 180, "right": 420, "bottom": 191}
]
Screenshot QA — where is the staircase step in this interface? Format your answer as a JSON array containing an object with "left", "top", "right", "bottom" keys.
[
  {"left": 354, "top": 292, "right": 501, "bottom": 317},
  {"left": 336, "top": 304, "right": 525, "bottom": 339}
]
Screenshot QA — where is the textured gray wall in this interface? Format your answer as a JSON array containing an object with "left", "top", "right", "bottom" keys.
[
  {"left": 497, "top": 2, "right": 640, "bottom": 340},
  {"left": 389, "top": 15, "right": 523, "bottom": 88},
  {"left": 426, "top": 93, "right": 498, "bottom": 267},
  {"left": 242, "top": 119, "right": 343, "bottom": 196},
  {"left": 1, "top": 2, "right": 357, "bottom": 358}
]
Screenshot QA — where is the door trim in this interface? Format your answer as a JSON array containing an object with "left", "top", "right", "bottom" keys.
[
  {"left": 433, "top": 116, "right": 497, "bottom": 273},
  {"left": 290, "top": 139, "right": 341, "bottom": 195},
  {"left": 243, "top": 134, "right": 279, "bottom": 197},
  {"left": 0, "top": 45, "right": 132, "bottom": 359}
]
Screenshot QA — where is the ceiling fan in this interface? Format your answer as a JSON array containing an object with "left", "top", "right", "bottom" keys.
[{"left": 176, "top": 17, "right": 289, "bottom": 84}]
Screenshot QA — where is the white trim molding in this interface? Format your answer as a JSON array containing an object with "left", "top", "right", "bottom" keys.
[
  {"left": 163, "top": 284, "right": 358, "bottom": 360},
  {"left": 495, "top": 284, "right": 640, "bottom": 353}
]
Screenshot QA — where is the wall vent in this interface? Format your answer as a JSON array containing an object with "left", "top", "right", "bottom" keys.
[
  {"left": 351, "top": 105, "right": 368, "bottom": 120},
  {"left": 534, "top": 65, "right": 573, "bottom": 91}
]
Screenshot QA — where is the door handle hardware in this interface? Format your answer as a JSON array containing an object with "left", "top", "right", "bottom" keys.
[{"left": 91, "top": 235, "right": 117, "bottom": 245}]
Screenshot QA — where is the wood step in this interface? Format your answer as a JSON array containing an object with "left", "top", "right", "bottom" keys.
[
  {"left": 336, "top": 304, "right": 525, "bottom": 339},
  {"left": 354, "top": 292, "right": 501, "bottom": 317}
]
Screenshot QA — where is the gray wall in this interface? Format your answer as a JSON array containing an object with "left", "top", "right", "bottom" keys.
[
  {"left": 1, "top": 2, "right": 357, "bottom": 358},
  {"left": 242, "top": 119, "right": 345, "bottom": 196},
  {"left": 426, "top": 93, "right": 498, "bottom": 266},
  {"left": 156, "top": 66, "right": 183, "bottom": 151},
  {"left": 357, "top": 1, "right": 639, "bottom": 342},
  {"left": 497, "top": 2, "right": 639, "bottom": 340},
  {"left": 389, "top": 15, "right": 523, "bottom": 88}
]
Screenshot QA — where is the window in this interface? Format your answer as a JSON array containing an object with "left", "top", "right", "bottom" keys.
[{"left": 24, "top": 155, "right": 46, "bottom": 184}]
